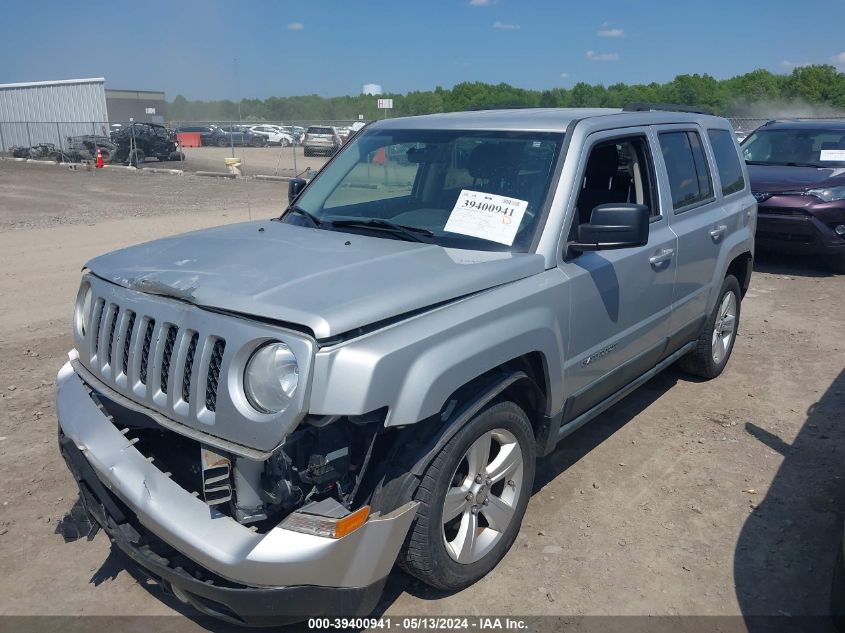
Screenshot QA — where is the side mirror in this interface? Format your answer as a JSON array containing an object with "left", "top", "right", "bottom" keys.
[
  {"left": 571, "top": 203, "right": 650, "bottom": 251},
  {"left": 288, "top": 178, "right": 307, "bottom": 204}
]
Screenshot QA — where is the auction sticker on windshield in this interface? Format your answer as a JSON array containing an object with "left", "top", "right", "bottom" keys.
[
  {"left": 820, "top": 149, "right": 845, "bottom": 162},
  {"left": 444, "top": 189, "right": 528, "bottom": 245}
]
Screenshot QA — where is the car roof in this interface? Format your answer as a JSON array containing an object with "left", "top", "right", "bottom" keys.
[
  {"left": 370, "top": 107, "right": 729, "bottom": 132},
  {"left": 757, "top": 119, "right": 845, "bottom": 131}
]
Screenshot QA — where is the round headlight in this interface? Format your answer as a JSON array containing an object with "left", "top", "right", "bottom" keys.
[
  {"left": 76, "top": 283, "right": 93, "bottom": 336},
  {"left": 244, "top": 342, "right": 299, "bottom": 414}
]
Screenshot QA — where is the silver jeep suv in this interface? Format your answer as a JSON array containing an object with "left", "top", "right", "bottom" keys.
[{"left": 57, "top": 106, "right": 756, "bottom": 625}]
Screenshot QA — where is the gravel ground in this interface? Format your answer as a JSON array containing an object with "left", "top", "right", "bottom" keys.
[
  {"left": 0, "top": 159, "right": 843, "bottom": 630},
  {"left": 0, "top": 159, "right": 286, "bottom": 231}
]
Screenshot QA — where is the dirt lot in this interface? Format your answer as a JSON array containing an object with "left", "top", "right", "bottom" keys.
[{"left": 0, "top": 160, "right": 843, "bottom": 629}]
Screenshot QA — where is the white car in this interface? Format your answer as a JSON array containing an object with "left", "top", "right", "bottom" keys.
[{"left": 249, "top": 125, "right": 295, "bottom": 147}]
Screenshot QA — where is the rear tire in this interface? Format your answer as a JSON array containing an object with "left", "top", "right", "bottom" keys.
[
  {"left": 677, "top": 275, "right": 741, "bottom": 379},
  {"left": 400, "top": 400, "right": 535, "bottom": 591},
  {"left": 216, "top": 137, "right": 229, "bottom": 148}
]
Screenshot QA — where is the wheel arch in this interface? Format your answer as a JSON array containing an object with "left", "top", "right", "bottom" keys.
[
  {"left": 727, "top": 250, "right": 753, "bottom": 297},
  {"left": 363, "top": 364, "right": 545, "bottom": 514}
]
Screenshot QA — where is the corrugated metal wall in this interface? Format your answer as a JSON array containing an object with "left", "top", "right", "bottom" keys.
[{"left": 0, "top": 78, "right": 109, "bottom": 150}]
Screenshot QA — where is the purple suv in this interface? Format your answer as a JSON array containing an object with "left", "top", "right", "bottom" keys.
[{"left": 742, "top": 120, "right": 845, "bottom": 272}]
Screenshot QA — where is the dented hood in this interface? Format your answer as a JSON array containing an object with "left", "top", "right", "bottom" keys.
[{"left": 86, "top": 220, "right": 544, "bottom": 339}]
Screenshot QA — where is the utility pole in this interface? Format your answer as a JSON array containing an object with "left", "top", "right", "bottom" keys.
[{"left": 234, "top": 58, "right": 242, "bottom": 122}]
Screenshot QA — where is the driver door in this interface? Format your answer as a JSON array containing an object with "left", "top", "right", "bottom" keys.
[{"left": 558, "top": 128, "right": 677, "bottom": 425}]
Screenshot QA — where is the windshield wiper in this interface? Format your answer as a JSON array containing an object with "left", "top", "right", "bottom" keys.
[
  {"left": 330, "top": 219, "right": 434, "bottom": 243},
  {"left": 282, "top": 205, "right": 324, "bottom": 228}
]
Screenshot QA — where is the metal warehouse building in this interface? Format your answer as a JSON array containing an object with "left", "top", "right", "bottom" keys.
[
  {"left": 105, "top": 89, "right": 166, "bottom": 124},
  {"left": 0, "top": 77, "right": 109, "bottom": 151}
]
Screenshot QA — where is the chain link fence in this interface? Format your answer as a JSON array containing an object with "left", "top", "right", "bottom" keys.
[
  {"left": 3, "top": 116, "right": 844, "bottom": 156},
  {"left": 0, "top": 120, "right": 367, "bottom": 153}
]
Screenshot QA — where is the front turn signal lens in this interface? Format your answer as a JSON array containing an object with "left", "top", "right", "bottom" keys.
[{"left": 281, "top": 505, "right": 370, "bottom": 539}]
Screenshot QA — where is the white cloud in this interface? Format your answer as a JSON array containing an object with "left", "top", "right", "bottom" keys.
[
  {"left": 781, "top": 60, "right": 811, "bottom": 69},
  {"left": 598, "top": 28, "right": 625, "bottom": 38},
  {"left": 470, "top": 0, "right": 492, "bottom": 5},
  {"left": 560, "top": 72, "right": 570, "bottom": 79},
  {"left": 586, "top": 50, "right": 620, "bottom": 62},
  {"left": 831, "top": 52, "right": 845, "bottom": 66},
  {"left": 286, "top": 22, "right": 304, "bottom": 30},
  {"left": 493, "top": 21, "right": 519, "bottom": 30}
]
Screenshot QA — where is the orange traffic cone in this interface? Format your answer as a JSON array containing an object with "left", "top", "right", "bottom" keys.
[{"left": 95, "top": 148, "right": 104, "bottom": 169}]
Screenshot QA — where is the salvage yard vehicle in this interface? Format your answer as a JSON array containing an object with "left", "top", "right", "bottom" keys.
[
  {"left": 302, "top": 125, "right": 342, "bottom": 156},
  {"left": 742, "top": 119, "right": 845, "bottom": 272},
  {"left": 173, "top": 124, "right": 219, "bottom": 146},
  {"left": 249, "top": 125, "right": 295, "bottom": 147},
  {"left": 57, "top": 105, "right": 756, "bottom": 625},
  {"left": 67, "top": 135, "right": 116, "bottom": 162},
  {"left": 211, "top": 125, "right": 266, "bottom": 148},
  {"left": 109, "top": 123, "right": 185, "bottom": 166}
]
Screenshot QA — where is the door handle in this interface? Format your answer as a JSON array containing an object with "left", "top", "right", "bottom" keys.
[
  {"left": 649, "top": 248, "right": 674, "bottom": 266},
  {"left": 709, "top": 225, "right": 727, "bottom": 242}
]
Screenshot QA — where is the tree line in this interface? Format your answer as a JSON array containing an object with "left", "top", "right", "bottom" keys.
[{"left": 168, "top": 65, "right": 845, "bottom": 123}]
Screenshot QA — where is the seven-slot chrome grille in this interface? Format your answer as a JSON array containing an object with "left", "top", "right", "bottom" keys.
[
  {"left": 84, "top": 298, "right": 225, "bottom": 422},
  {"left": 73, "top": 274, "right": 315, "bottom": 455}
]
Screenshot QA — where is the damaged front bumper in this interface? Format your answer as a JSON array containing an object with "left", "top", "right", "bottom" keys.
[{"left": 55, "top": 360, "right": 417, "bottom": 625}]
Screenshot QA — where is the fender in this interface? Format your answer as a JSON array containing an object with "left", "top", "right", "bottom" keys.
[
  {"left": 366, "top": 370, "right": 544, "bottom": 514},
  {"left": 308, "top": 270, "right": 568, "bottom": 426},
  {"left": 408, "top": 370, "right": 543, "bottom": 476}
]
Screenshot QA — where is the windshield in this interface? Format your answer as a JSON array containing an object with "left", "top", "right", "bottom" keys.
[
  {"left": 282, "top": 127, "right": 564, "bottom": 251},
  {"left": 742, "top": 127, "right": 845, "bottom": 167}
]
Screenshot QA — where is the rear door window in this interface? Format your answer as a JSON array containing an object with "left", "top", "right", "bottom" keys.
[
  {"left": 707, "top": 129, "right": 746, "bottom": 196},
  {"left": 659, "top": 130, "right": 714, "bottom": 211}
]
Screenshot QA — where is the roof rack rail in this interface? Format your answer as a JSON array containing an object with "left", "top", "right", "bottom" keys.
[
  {"left": 622, "top": 102, "right": 714, "bottom": 115},
  {"left": 463, "top": 105, "right": 534, "bottom": 111}
]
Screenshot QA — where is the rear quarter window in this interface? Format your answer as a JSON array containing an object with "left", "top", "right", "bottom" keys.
[{"left": 707, "top": 129, "right": 746, "bottom": 196}]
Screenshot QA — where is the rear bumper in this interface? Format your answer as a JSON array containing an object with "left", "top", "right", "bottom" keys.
[{"left": 55, "top": 360, "right": 417, "bottom": 624}]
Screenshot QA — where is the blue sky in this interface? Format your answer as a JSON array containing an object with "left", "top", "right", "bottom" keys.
[{"left": 2, "top": 0, "right": 844, "bottom": 100}]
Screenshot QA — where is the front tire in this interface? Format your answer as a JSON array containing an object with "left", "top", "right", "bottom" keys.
[
  {"left": 677, "top": 275, "right": 741, "bottom": 379},
  {"left": 401, "top": 400, "right": 535, "bottom": 591}
]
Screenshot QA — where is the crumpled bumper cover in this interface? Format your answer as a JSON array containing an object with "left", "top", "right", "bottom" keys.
[{"left": 55, "top": 360, "right": 418, "bottom": 624}]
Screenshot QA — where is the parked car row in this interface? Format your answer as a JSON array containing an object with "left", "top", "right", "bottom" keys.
[{"left": 172, "top": 123, "right": 354, "bottom": 149}]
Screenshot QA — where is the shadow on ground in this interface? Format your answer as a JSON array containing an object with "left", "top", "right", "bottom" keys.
[
  {"left": 753, "top": 250, "right": 837, "bottom": 278},
  {"left": 734, "top": 368, "right": 845, "bottom": 633}
]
